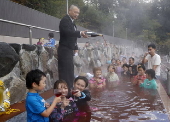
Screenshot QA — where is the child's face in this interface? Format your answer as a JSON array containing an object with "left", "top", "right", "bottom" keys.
[
  {"left": 94, "top": 70, "right": 102, "bottom": 78},
  {"left": 138, "top": 67, "right": 145, "bottom": 75},
  {"left": 85, "top": 43, "right": 89, "bottom": 47},
  {"left": 57, "top": 83, "right": 68, "bottom": 97},
  {"left": 116, "top": 60, "right": 121, "bottom": 65},
  {"left": 108, "top": 66, "right": 114, "bottom": 73},
  {"left": 74, "top": 79, "right": 86, "bottom": 92},
  {"left": 40, "top": 39, "right": 44, "bottom": 43},
  {"left": 123, "top": 66, "right": 128, "bottom": 71},
  {"left": 112, "top": 60, "right": 115, "bottom": 64},
  {"left": 34, "top": 76, "right": 46, "bottom": 91},
  {"left": 146, "top": 73, "right": 150, "bottom": 79}
]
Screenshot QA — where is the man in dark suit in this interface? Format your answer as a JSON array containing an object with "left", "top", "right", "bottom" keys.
[{"left": 58, "top": 5, "right": 87, "bottom": 89}]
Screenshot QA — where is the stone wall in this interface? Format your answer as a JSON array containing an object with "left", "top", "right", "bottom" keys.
[{"left": 0, "top": 42, "right": 144, "bottom": 104}]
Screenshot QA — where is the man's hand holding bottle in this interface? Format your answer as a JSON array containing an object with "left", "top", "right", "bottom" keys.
[
  {"left": 81, "top": 31, "right": 103, "bottom": 38},
  {"left": 81, "top": 31, "right": 88, "bottom": 38}
]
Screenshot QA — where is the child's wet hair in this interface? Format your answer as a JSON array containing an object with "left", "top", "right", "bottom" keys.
[
  {"left": 53, "top": 79, "right": 68, "bottom": 89},
  {"left": 145, "top": 69, "right": 156, "bottom": 79},
  {"left": 138, "top": 63, "right": 146, "bottom": 71},
  {"left": 129, "top": 57, "right": 135, "bottom": 61},
  {"left": 74, "top": 76, "right": 88, "bottom": 88}
]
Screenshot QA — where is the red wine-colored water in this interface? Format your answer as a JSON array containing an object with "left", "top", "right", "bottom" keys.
[{"left": 89, "top": 81, "right": 169, "bottom": 121}]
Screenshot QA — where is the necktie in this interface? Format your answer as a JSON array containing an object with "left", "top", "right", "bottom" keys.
[{"left": 73, "top": 22, "right": 77, "bottom": 31}]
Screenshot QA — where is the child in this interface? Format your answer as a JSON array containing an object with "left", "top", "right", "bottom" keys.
[
  {"left": 121, "top": 64, "right": 130, "bottom": 76},
  {"left": 89, "top": 67, "right": 106, "bottom": 90},
  {"left": 37, "top": 38, "right": 44, "bottom": 46},
  {"left": 73, "top": 76, "right": 91, "bottom": 122},
  {"left": 26, "top": 69, "right": 61, "bottom": 122},
  {"left": 50, "top": 79, "right": 78, "bottom": 122},
  {"left": 132, "top": 64, "right": 146, "bottom": 85},
  {"left": 128, "top": 57, "right": 138, "bottom": 81},
  {"left": 121, "top": 64, "right": 130, "bottom": 81},
  {"left": 115, "top": 59, "right": 123, "bottom": 77},
  {"left": 105, "top": 65, "right": 119, "bottom": 88},
  {"left": 140, "top": 69, "right": 157, "bottom": 89},
  {"left": 111, "top": 58, "right": 116, "bottom": 66},
  {"left": 121, "top": 57, "right": 127, "bottom": 65},
  {"left": 43, "top": 33, "right": 56, "bottom": 47}
]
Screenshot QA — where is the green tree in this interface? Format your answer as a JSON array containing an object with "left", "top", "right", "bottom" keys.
[{"left": 151, "top": 0, "right": 170, "bottom": 42}]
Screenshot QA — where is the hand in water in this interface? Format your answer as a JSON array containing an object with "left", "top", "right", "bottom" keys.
[{"left": 138, "top": 80, "right": 143, "bottom": 85}]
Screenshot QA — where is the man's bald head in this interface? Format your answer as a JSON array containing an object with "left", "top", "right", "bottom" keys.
[
  {"left": 69, "top": 5, "right": 79, "bottom": 11},
  {"left": 68, "top": 5, "right": 80, "bottom": 20}
]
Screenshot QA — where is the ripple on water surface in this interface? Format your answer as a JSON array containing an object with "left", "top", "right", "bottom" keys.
[{"left": 89, "top": 81, "right": 169, "bottom": 121}]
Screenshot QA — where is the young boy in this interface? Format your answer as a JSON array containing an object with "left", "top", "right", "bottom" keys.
[{"left": 26, "top": 69, "right": 61, "bottom": 122}]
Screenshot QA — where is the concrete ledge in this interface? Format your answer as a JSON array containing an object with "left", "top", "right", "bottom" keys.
[{"left": 157, "top": 80, "right": 170, "bottom": 120}]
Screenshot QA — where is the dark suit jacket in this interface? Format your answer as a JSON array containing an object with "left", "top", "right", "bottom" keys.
[{"left": 59, "top": 15, "right": 81, "bottom": 50}]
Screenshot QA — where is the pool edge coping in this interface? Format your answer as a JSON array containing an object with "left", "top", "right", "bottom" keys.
[{"left": 157, "top": 79, "right": 170, "bottom": 121}]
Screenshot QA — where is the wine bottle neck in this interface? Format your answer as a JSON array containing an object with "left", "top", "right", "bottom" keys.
[{"left": 86, "top": 32, "right": 103, "bottom": 36}]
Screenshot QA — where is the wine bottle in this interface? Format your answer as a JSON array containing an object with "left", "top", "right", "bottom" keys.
[{"left": 85, "top": 32, "right": 103, "bottom": 37}]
